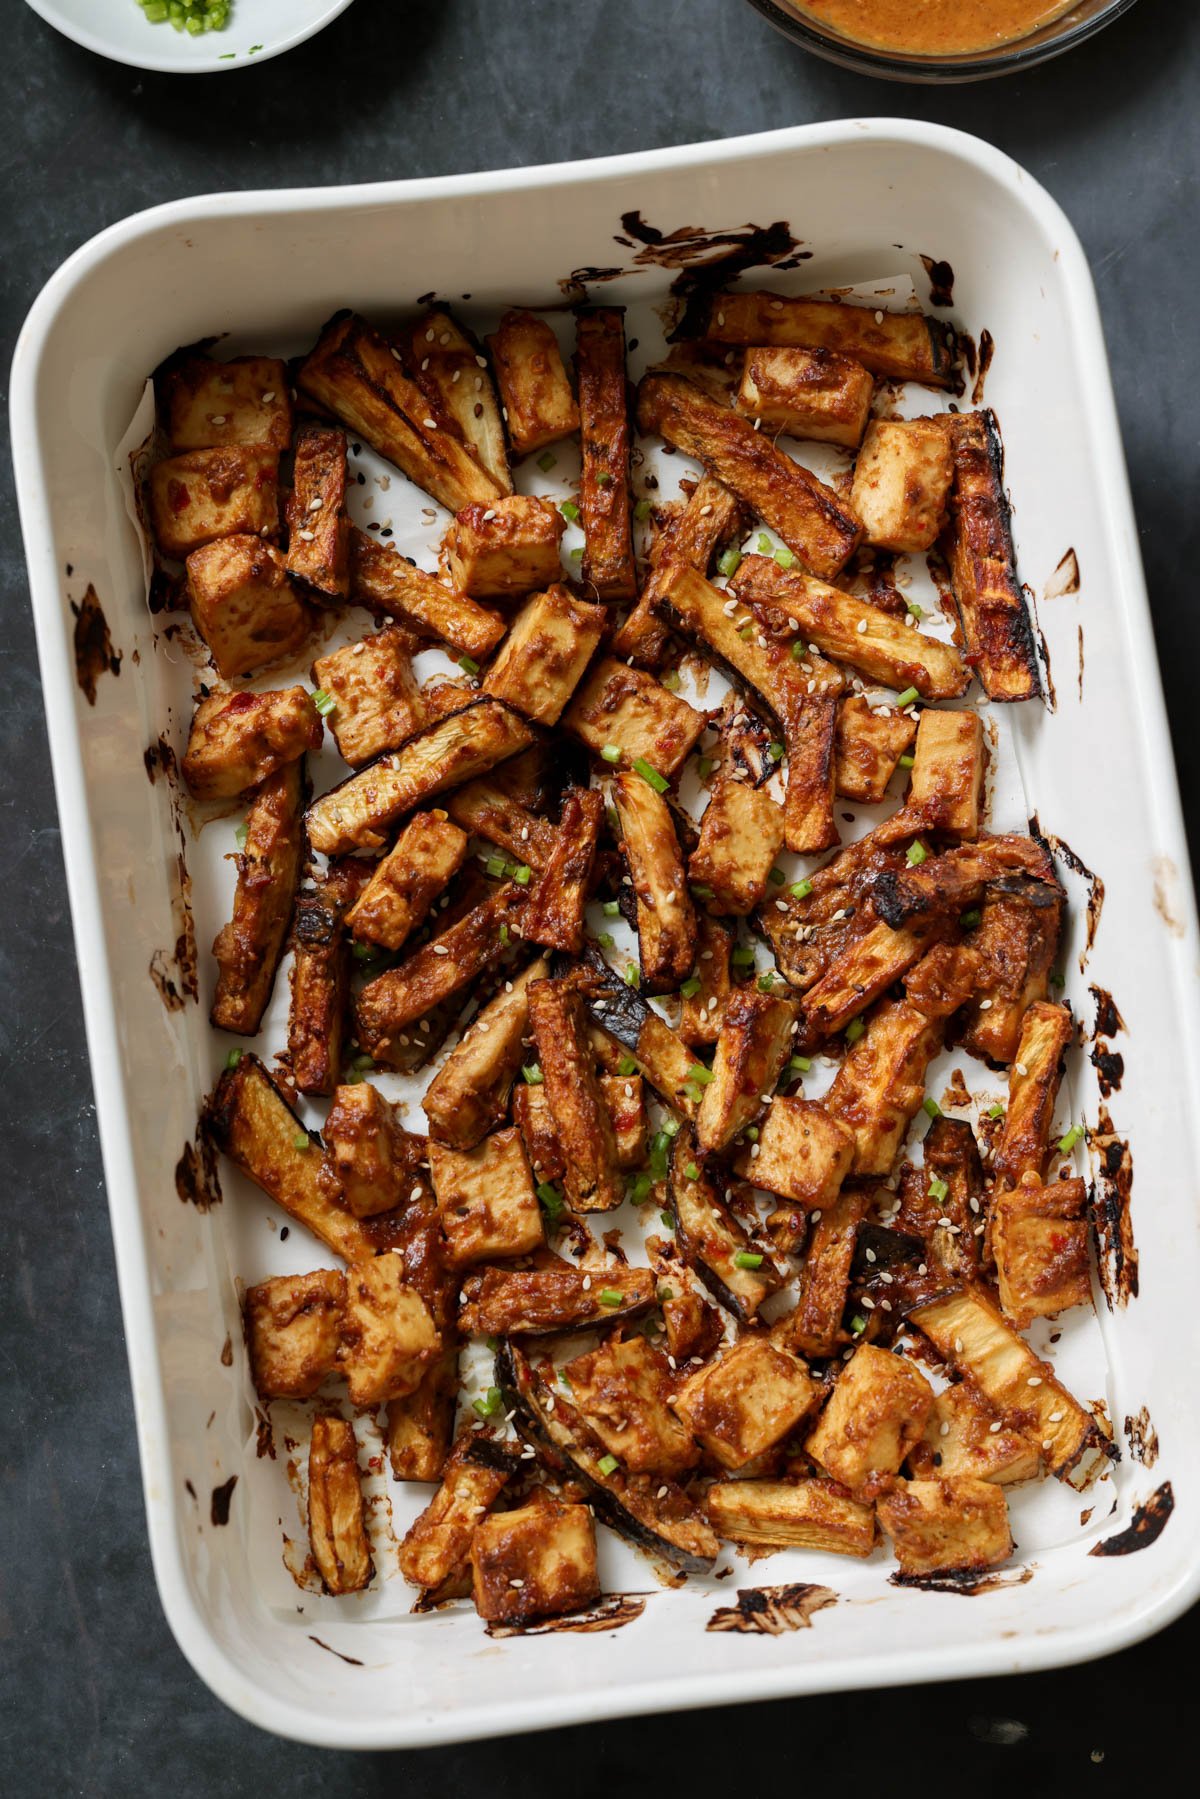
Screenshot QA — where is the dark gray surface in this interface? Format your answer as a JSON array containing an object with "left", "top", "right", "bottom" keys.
[{"left": 2, "top": 0, "right": 1195, "bottom": 1790}]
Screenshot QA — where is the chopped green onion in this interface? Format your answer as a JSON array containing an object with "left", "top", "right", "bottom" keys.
[
  {"left": 717, "top": 546, "right": 742, "bottom": 578},
  {"left": 774, "top": 546, "right": 795, "bottom": 571},
  {"left": 521, "top": 1063, "right": 544, "bottom": 1085},
  {"left": 458, "top": 655, "right": 480, "bottom": 676},
  {"left": 626, "top": 1171, "right": 653, "bottom": 1203},
  {"left": 757, "top": 972, "right": 776, "bottom": 992},
  {"left": 485, "top": 854, "right": 508, "bottom": 879},
  {"left": 737, "top": 624, "right": 753, "bottom": 639},
  {"left": 898, "top": 753, "right": 915, "bottom": 770},
  {"left": 756, "top": 532, "right": 773, "bottom": 554},
  {"left": 560, "top": 500, "right": 581, "bottom": 524},
  {"left": 498, "top": 923, "right": 510, "bottom": 946},
  {"left": 602, "top": 899, "right": 621, "bottom": 918},
  {"left": 234, "top": 822, "right": 249, "bottom": 850},
  {"left": 987, "top": 1103, "right": 1006, "bottom": 1120},
  {"left": 559, "top": 1368, "right": 573, "bottom": 1387},
  {"left": 292, "top": 1132, "right": 309, "bottom": 1151},
  {"left": 601, "top": 743, "right": 621, "bottom": 764},
  {"left": 790, "top": 878, "right": 813, "bottom": 900},
  {"left": 1058, "top": 1123, "right": 1085, "bottom": 1154},
  {"left": 923, "top": 1097, "right": 941, "bottom": 1120},
  {"left": 906, "top": 841, "right": 928, "bottom": 867},
  {"left": 663, "top": 1117, "right": 681, "bottom": 1138},
  {"left": 633, "top": 756, "right": 669, "bottom": 794},
  {"left": 224, "top": 1048, "right": 242, "bottom": 1070},
  {"left": 595, "top": 471, "right": 613, "bottom": 488},
  {"left": 472, "top": 1387, "right": 503, "bottom": 1419},
  {"left": 743, "top": 1125, "right": 759, "bottom": 1143},
  {"left": 1049, "top": 967, "right": 1066, "bottom": 990},
  {"left": 790, "top": 640, "right": 805, "bottom": 661},
  {"left": 512, "top": 864, "right": 532, "bottom": 886},
  {"left": 960, "top": 908, "right": 982, "bottom": 929},
  {"left": 845, "top": 1016, "right": 865, "bottom": 1044},
  {"left": 649, "top": 1132, "right": 671, "bottom": 1178},
  {"left": 680, "top": 975, "right": 702, "bottom": 999},
  {"left": 634, "top": 498, "right": 653, "bottom": 522},
  {"left": 768, "top": 742, "right": 785, "bottom": 764},
  {"left": 905, "top": 600, "right": 926, "bottom": 620},
  {"left": 311, "top": 687, "right": 337, "bottom": 716},
  {"left": 597, "top": 1453, "right": 620, "bottom": 1476},
  {"left": 569, "top": 547, "right": 584, "bottom": 561},
  {"left": 928, "top": 1175, "right": 949, "bottom": 1203},
  {"left": 537, "top": 451, "right": 556, "bottom": 473},
  {"left": 768, "top": 866, "right": 786, "bottom": 885},
  {"left": 698, "top": 755, "right": 718, "bottom": 780},
  {"left": 598, "top": 1288, "right": 623, "bottom": 1308},
  {"left": 536, "top": 1182, "right": 566, "bottom": 1219},
  {"left": 687, "top": 1063, "right": 714, "bottom": 1085},
  {"left": 598, "top": 932, "right": 615, "bottom": 950},
  {"left": 617, "top": 1054, "right": 638, "bottom": 1076},
  {"left": 657, "top": 1284, "right": 674, "bottom": 1303},
  {"left": 734, "top": 1250, "right": 764, "bottom": 1270},
  {"left": 895, "top": 686, "right": 920, "bottom": 708},
  {"left": 731, "top": 944, "right": 756, "bottom": 967},
  {"left": 659, "top": 1209, "right": 675, "bottom": 1230},
  {"left": 684, "top": 1162, "right": 700, "bottom": 1181},
  {"left": 486, "top": 1336, "right": 500, "bottom": 1352},
  {"left": 850, "top": 1314, "right": 867, "bottom": 1335},
  {"left": 661, "top": 669, "right": 682, "bottom": 692},
  {"left": 352, "top": 1053, "right": 374, "bottom": 1072},
  {"left": 790, "top": 1055, "right": 812, "bottom": 1074},
  {"left": 624, "top": 962, "right": 640, "bottom": 988},
  {"left": 690, "top": 883, "right": 714, "bottom": 902}
]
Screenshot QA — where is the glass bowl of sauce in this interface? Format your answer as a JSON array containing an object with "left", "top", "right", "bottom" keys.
[{"left": 743, "top": 0, "right": 1139, "bottom": 80}]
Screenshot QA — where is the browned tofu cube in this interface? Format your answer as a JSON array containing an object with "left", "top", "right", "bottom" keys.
[
  {"left": 834, "top": 694, "right": 917, "bottom": 804},
  {"left": 707, "top": 1476, "right": 876, "bottom": 1556},
  {"left": 399, "top": 1433, "right": 513, "bottom": 1591},
  {"left": 561, "top": 1335, "right": 698, "bottom": 1477},
  {"left": 733, "top": 1097, "right": 855, "bottom": 1210},
  {"left": 908, "top": 707, "right": 984, "bottom": 840},
  {"left": 340, "top": 1258, "right": 441, "bottom": 1407},
  {"left": 181, "top": 685, "right": 321, "bottom": 801},
  {"left": 877, "top": 1476, "right": 1013, "bottom": 1578},
  {"left": 319, "top": 1083, "right": 422, "bottom": 1219},
  {"left": 486, "top": 310, "right": 580, "bottom": 457},
  {"left": 851, "top": 418, "right": 953, "bottom": 554},
  {"left": 243, "top": 1268, "right": 345, "bottom": 1399},
  {"left": 308, "top": 1414, "right": 374, "bottom": 1595},
  {"left": 689, "top": 778, "right": 785, "bottom": 916},
  {"left": 734, "top": 346, "right": 874, "bottom": 448},
  {"left": 992, "top": 1172, "right": 1092, "bottom": 1329},
  {"left": 311, "top": 625, "right": 426, "bottom": 767},
  {"left": 908, "top": 1384, "right": 1041, "bottom": 1485},
  {"left": 806, "top": 1344, "right": 934, "bottom": 1495},
  {"left": 564, "top": 656, "right": 705, "bottom": 776},
  {"left": 149, "top": 447, "right": 279, "bottom": 559},
  {"left": 671, "top": 1336, "right": 819, "bottom": 1471},
  {"left": 429, "top": 1127, "right": 544, "bottom": 1268},
  {"left": 470, "top": 1496, "right": 600, "bottom": 1624},
  {"left": 343, "top": 811, "right": 469, "bottom": 952},
  {"left": 159, "top": 355, "right": 292, "bottom": 454},
  {"left": 186, "top": 536, "right": 310, "bottom": 680},
  {"left": 286, "top": 424, "right": 349, "bottom": 598},
  {"left": 482, "top": 583, "right": 606, "bottom": 725},
  {"left": 447, "top": 495, "right": 565, "bottom": 600}
]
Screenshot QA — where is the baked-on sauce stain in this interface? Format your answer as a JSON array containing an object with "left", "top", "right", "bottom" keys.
[
  {"left": 919, "top": 255, "right": 955, "bottom": 308},
  {"left": 971, "top": 329, "right": 995, "bottom": 405},
  {"left": 308, "top": 1635, "right": 364, "bottom": 1666},
  {"left": 706, "top": 1581, "right": 837, "bottom": 1634},
  {"left": 1091, "top": 1105, "right": 1139, "bottom": 1306},
  {"left": 71, "top": 584, "right": 121, "bottom": 704},
  {"left": 1089, "top": 1481, "right": 1173, "bottom": 1556},
  {"left": 210, "top": 1474, "right": 238, "bottom": 1526},
  {"left": 175, "top": 1132, "right": 223, "bottom": 1210},
  {"left": 890, "top": 1563, "right": 1034, "bottom": 1595},
  {"left": 790, "top": 0, "right": 1074, "bottom": 55},
  {"left": 485, "top": 1594, "right": 648, "bottom": 1637}
]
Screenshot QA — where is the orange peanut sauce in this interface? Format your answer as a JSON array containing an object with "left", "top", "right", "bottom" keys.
[{"left": 792, "top": 0, "right": 1077, "bottom": 55}]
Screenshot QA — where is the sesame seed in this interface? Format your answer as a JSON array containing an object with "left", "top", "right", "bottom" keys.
[
  {"left": 476, "top": 355, "right": 488, "bottom": 368},
  {"left": 707, "top": 996, "right": 719, "bottom": 1012},
  {"left": 1042, "top": 1439, "right": 1053, "bottom": 1452},
  {"left": 452, "top": 370, "right": 461, "bottom": 384},
  {"left": 307, "top": 496, "right": 323, "bottom": 512},
  {"left": 856, "top": 619, "right": 868, "bottom": 635},
  {"left": 657, "top": 1484, "right": 669, "bottom": 1498},
  {"left": 582, "top": 1275, "right": 591, "bottom": 1290},
  {"left": 954, "top": 1337, "right": 964, "bottom": 1353},
  {"left": 483, "top": 508, "right": 496, "bottom": 520},
  {"left": 352, "top": 641, "right": 366, "bottom": 655},
  {"left": 510, "top": 1578, "right": 524, "bottom": 1589},
  {"left": 297, "top": 529, "right": 316, "bottom": 542},
  {"left": 989, "top": 1420, "right": 1003, "bottom": 1434},
  {"left": 807, "top": 679, "right": 816, "bottom": 694},
  {"left": 978, "top": 998, "right": 993, "bottom": 1011},
  {"left": 432, "top": 944, "right": 449, "bottom": 956},
  {"left": 861, "top": 1295, "right": 875, "bottom": 1310},
  {"left": 939, "top": 1422, "right": 951, "bottom": 1437},
  {"left": 1048, "top": 1410, "right": 1065, "bottom": 1422},
  {"left": 210, "top": 414, "right": 227, "bottom": 425},
  {"left": 1027, "top": 1376, "right": 1043, "bottom": 1387},
  {"left": 717, "top": 312, "right": 726, "bottom": 326},
  {"left": 420, "top": 358, "right": 430, "bottom": 371},
  {"left": 391, "top": 347, "right": 404, "bottom": 361},
  {"left": 1015, "top": 1062, "right": 1028, "bottom": 1077},
  {"left": 881, "top": 1299, "right": 892, "bottom": 1311},
  {"left": 917, "top": 1263, "right": 927, "bottom": 1275},
  {"left": 874, "top": 310, "right": 884, "bottom": 324},
  {"left": 261, "top": 391, "right": 276, "bottom": 404},
  {"left": 410, "top": 1185, "right": 422, "bottom": 1203},
  {"left": 423, "top": 418, "right": 438, "bottom": 430},
  {"left": 750, "top": 1143, "right": 760, "bottom": 1159},
  {"left": 866, "top": 1248, "right": 877, "bottom": 1264},
  {"left": 699, "top": 504, "right": 713, "bottom": 517}
]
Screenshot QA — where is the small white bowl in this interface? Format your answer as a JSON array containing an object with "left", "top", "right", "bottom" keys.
[{"left": 24, "top": 0, "right": 356, "bottom": 73}]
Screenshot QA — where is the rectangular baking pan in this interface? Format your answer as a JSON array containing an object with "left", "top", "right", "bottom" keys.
[{"left": 11, "top": 120, "right": 1200, "bottom": 1748}]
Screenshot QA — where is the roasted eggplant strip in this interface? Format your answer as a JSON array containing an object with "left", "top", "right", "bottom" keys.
[
  {"left": 483, "top": 585, "right": 606, "bottom": 726},
  {"left": 958, "top": 870, "right": 1063, "bottom": 1066},
  {"left": 701, "top": 291, "right": 958, "bottom": 388},
  {"left": 946, "top": 409, "right": 1040, "bottom": 703},
  {"left": 636, "top": 371, "right": 861, "bottom": 581},
  {"left": 872, "top": 834, "right": 1064, "bottom": 932},
  {"left": 611, "top": 473, "right": 742, "bottom": 666},
  {"left": 993, "top": 1001, "right": 1073, "bottom": 1189},
  {"left": 668, "top": 1130, "right": 783, "bottom": 1322},
  {"left": 286, "top": 424, "right": 350, "bottom": 598},
  {"left": 311, "top": 626, "right": 426, "bottom": 768},
  {"left": 486, "top": 309, "right": 579, "bottom": 456},
  {"left": 288, "top": 877, "right": 355, "bottom": 1097},
  {"left": 296, "top": 312, "right": 503, "bottom": 512},
  {"left": 513, "top": 1074, "right": 646, "bottom": 1182},
  {"left": 521, "top": 787, "right": 603, "bottom": 955},
  {"left": 528, "top": 978, "right": 624, "bottom": 1211},
  {"left": 613, "top": 769, "right": 697, "bottom": 994},
  {"left": 459, "top": 1260, "right": 655, "bottom": 1336},
  {"left": 895, "top": 1115, "right": 985, "bottom": 1281},
  {"left": 306, "top": 698, "right": 534, "bottom": 856},
  {"left": 349, "top": 527, "right": 505, "bottom": 662},
  {"left": 696, "top": 986, "right": 800, "bottom": 1152},
  {"left": 775, "top": 1184, "right": 872, "bottom": 1359},
  {"left": 656, "top": 564, "right": 800, "bottom": 720},
  {"left": 907, "top": 707, "right": 984, "bottom": 840},
  {"left": 399, "top": 308, "right": 511, "bottom": 492},
  {"left": 708, "top": 1477, "right": 876, "bottom": 1556},
  {"left": 446, "top": 774, "right": 557, "bottom": 872},
  {"left": 422, "top": 955, "right": 549, "bottom": 1150},
  {"left": 495, "top": 1340, "right": 718, "bottom": 1574},
  {"left": 308, "top": 1415, "right": 374, "bottom": 1596},
  {"left": 781, "top": 687, "right": 841, "bottom": 855},
  {"left": 355, "top": 883, "right": 526, "bottom": 1059},
  {"left": 211, "top": 759, "right": 307, "bottom": 1035},
  {"left": 575, "top": 308, "right": 636, "bottom": 602},
  {"left": 678, "top": 914, "right": 733, "bottom": 1046},
  {"left": 563, "top": 655, "right": 705, "bottom": 776},
  {"left": 558, "top": 946, "right": 702, "bottom": 1117},
  {"left": 834, "top": 694, "right": 917, "bottom": 803},
  {"left": 386, "top": 1347, "right": 461, "bottom": 1483},
  {"left": 800, "top": 917, "right": 947, "bottom": 1040}
]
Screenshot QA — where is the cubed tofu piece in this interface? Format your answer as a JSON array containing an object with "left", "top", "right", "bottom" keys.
[
  {"left": 423, "top": 956, "right": 549, "bottom": 1151},
  {"left": 319, "top": 1082, "right": 425, "bottom": 1219},
  {"left": 678, "top": 914, "right": 733, "bottom": 1047},
  {"left": 908, "top": 707, "right": 984, "bottom": 840},
  {"left": 286, "top": 424, "right": 349, "bottom": 598},
  {"left": 613, "top": 769, "right": 697, "bottom": 994},
  {"left": 735, "top": 346, "right": 874, "bottom": 448},
  {"left": 486, "top": 310, "right": 579, "bottom": 456},
  {"left": 308, "top": 1415, "right": 373, "bottom": 1596},
  {"left": 243, "top": 1268, "right": 345, "bottom": 1399},
  {"left": 672, "top": 1336, "right": 819, "bottom": 1471},
  {"left": 908, "top": 1383, "right": 1041, "bottom": 1485},
  {"left": 992, "top": 1172, "right": 1092, "bottom": 1329},
  {"left": 575, "top": 308, "right": 636, "bottom": 603},
  {"left": 159, "top": 354, "right": 292, "bottom": 453},
  {"left": 343, "top": 811, "right": 468, "bottom": 953},
  {"left": 707, "top": 1476, "right": 876, "bottom": 1556},
  {"left": 181, "top": 685, "right": 321, "bottom": 801},
  {"left": 340, "top": 1258, "right": 441, "bottom": 1407},
  {"left": 562, "top": 1336, "right": 699, "bottom": 1477},
  {"left": 959, "top": 883, "right": 1063, "bottom": 1066},
  {"left": 733, "top": 1097, "right": 855, "bottom": 1212},
  {"left": 689, "top": 778, "right": 785, "bottom": 916},
  {"left": 310, "top": 625, "right": 425, "bottom": 767},
  {"left": 429, "top": 1127, "right": 544, "bottom": 1268},
  {"left": 399, "top": 1433, "right": 514, "bottom": 1591},
  {"left": 851, "top": 418, "right": 953, "bottom": 554},
  {"left": 877, "top": 1477, "right": 1013, "bottom": 1578},
  {"left": 186, "top": 536, "right": 310, "bottom": 680},
  {"left": 470, "top": 1496, "right": 600, "bottom": 1624},
  {"left": 696, "top": 988, "right": 799, "bottom": 1153},
  {"left": 806, "top": 1344, "right": 934, "bottom": 1495},
  {"left": 211, "top": 760, "right": 306, "bottom": 1035},
  {"left": 564, "top": 656, "right": 705, "bottom": 775},
  {"left": 834, "top": 695, "right": 917, "bottom": 804},
  {"left": 149, "top": 447, "right": 279, "bottom": 560},
  {"left": 483, "top": 584, "right": 606, "bottom": 724},
  {"left": 448, "top": 496, "right": 565, "bottom": 601}
]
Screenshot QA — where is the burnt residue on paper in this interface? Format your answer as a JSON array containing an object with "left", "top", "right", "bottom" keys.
[
  {"left": 486, "top": 1594, "right": 648, "bottom": 1638},
  {"left": 1078, "top": 624, "right": 1085, "bottom": 702},
  {"left": 151, "top": 851, "right": 199, "bottom": 1011},
  {"left": 255, "top": 1408, "right": 276, "bottom": 1460},
  {"left": 920, "top": 254, "right": 955, "bottom": 308},
  {"left": 210, "top": 1474, "right": 238, "bottom": 1526},
  {"left": 1124, "top": 1406, "right": 1160, "bottom": 1468},
  {"left": 72, "top": 585, "right": 122, "bottom": 704},
  {"left": 148, "top": 565, "right": 187, "bottom": 615},
  {"left": 175, "top": 1129, "right": 223, "bottom": 1210},
  {"left": 143, "top": 735, "right": 178, "bottom": 784},
  {"left": 890, "top": 1564, "right": 1033, "bottom": 1597},
  {"left": 1091, "top": 1104, "right": 1139, "bottom": 1307},
  {"left": 1045, "top": 548, "right": 1081, "bottom": 600},
  {"left": 1032, "top": 817, "right": 1105, "bottom": 959},
  {"left": 1089, "top": 984, "right": 1126, "bottom": 1098},
  {"left": 706, "top": 1581, "right": 837, "bottom": 1635},
  {"left": 1030, "top": 595, "right": 1056, "bottom": 712},
  {"left": 309, "top": 1635, "right": 364, "bottom": 1666},
  {"left": 971, "top": 329, "right": 995, "bottom": 405},
  {"left": 1152, "top": 855, "right": 1186, "bottom": 938},
  {"left": 1089, "top": 1481, "right": 1173, "bottom": 1556}
]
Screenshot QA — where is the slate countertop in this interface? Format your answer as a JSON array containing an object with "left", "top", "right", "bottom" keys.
[{"left": 2, "top": 0, "right": 1194, "bottom": 1789}]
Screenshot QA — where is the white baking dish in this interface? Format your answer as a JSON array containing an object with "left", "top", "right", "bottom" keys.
[{"left": 11, "top": 120, "right": 1200, "bottom": 1749}]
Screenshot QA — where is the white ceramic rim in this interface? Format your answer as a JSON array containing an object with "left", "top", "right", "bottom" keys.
[
  {"left": 11, "top": 119, "right": 1200, "bottom": 1748},
  {"left": 22, "top": 0, "right": 356, "bottom": 74}
]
